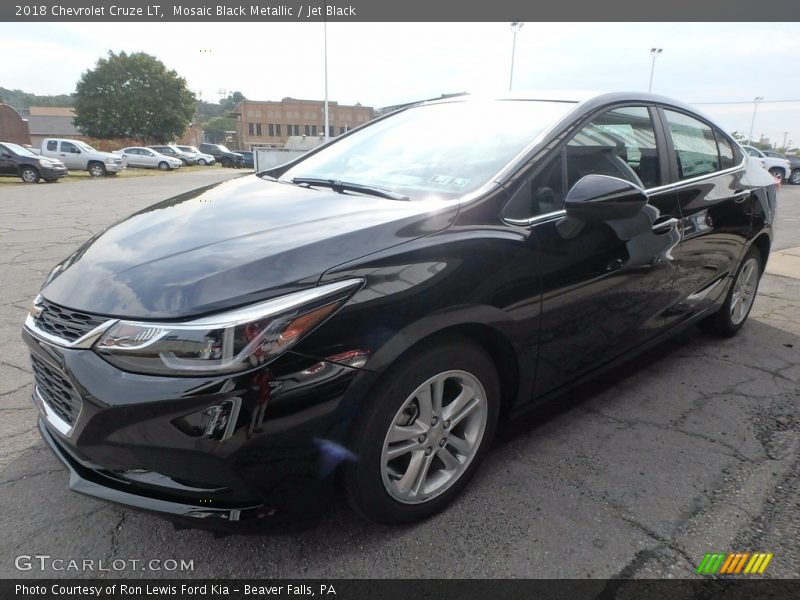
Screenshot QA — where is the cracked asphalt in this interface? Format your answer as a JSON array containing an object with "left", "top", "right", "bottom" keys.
[{"left": 0, "top": 175, "right": 798, "bottom": 579}]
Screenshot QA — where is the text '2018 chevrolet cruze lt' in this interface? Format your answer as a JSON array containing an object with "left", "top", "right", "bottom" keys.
[{"left": 23, "top": 93, "right": 777, "bottom": 531}]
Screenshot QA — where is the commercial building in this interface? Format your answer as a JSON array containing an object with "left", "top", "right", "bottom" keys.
[
  {"left": 26, "top": 106, "right": 87, "bottom": 146},
  {"left": 234, "top": 97, "right": 375, "bottom": 150}
]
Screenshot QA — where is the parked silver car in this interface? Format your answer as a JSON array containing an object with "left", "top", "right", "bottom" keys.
[
  {"left": 148, "top": 145, "right": 197, "bottom": 165},
  {"left": 175, "top": 145, "right": 216, "bottom": 166},
  {"left": 113, "top": 147, "right": 183, "bottom": 170}
]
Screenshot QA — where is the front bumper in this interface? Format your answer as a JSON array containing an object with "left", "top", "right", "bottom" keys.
[
  {"left": 41, "top": 166, "right": 68, "bottom": 179},
  {"left": 23, "top": 327, "right": 377, "bottom": 532},
  {"left": 105, "top": 162, "right": 125, "bottom": 173}
]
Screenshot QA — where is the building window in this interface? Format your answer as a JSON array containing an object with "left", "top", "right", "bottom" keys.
[
  {"left": 339, "top": 126, "right": 346, "bottom": 135},
  {"left": 256, "top": 123, "right": 262, "bottom": 136},
  {"left": 268, "top": 124, "right": 275, "bottom": 137},
  {"left": 311, "top": 125, "right": 318, "bottom": 136},
  {"left": 304, "top": 125, "right": 311, "bottom": 136},
  {"left": 329, "top": 126, "right": 335, "bottom": 137},
  {"left": 275, "top": 124, "right": 282, "bottom": 137},
  {"left": 248, "top": 123, "right": 255, "bottom": 135}
]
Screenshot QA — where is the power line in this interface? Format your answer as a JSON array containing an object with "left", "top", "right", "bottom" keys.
[{"left": 689, "top": 99, "right": 800, "bottom": 105}]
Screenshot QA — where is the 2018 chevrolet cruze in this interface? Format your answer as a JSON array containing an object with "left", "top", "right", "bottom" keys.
[{"left": 23, "top": 93, "right": 777, "bottom": 531}]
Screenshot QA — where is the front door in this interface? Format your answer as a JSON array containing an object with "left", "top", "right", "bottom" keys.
[
  {"left": 59, "top": 141, "right": 82, "bottom": 169},
  {"left": 526, "top": 106, "right": 682, "bottom": 396},
  {"left": 0, "top": 144, "right": 15, "bottom": 175}
]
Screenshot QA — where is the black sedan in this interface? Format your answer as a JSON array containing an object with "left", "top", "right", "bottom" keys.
[
  {"left": 22, "top": 93, "right": 777, "bottom": 531},
  {"left": 0, "top": 141, "right": 67, "bottom": 183}
]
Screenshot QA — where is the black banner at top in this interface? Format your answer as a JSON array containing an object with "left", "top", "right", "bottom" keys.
[{"left": 2, "top": 0, "right": 799, "bottom": 22}]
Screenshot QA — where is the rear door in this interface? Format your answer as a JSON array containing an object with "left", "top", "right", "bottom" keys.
[
  {"left": 658, "top": 108, "right": 751, "bottom": 317},
  {"left": 504, "top": 105, "right": 683, "bottom": 397}
]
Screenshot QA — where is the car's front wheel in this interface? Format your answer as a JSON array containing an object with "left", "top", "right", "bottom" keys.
[
  {"left": 790, "top": 170, "right": 800, "bottom": 185},
  {"left": 19, "top": 166, "right": 40, "bottom": 183},
  {"left": 344, "top": 339, "right": 500, "bottom": 524},
  {"left": 158, "top": 161, "right": 170, "bottom": 171},
  {"left": 197, "top": 158, "right": 207, "bottom": 166},
  {"left": 88, "top": 162, "right": 106, "bottom": 177},
  {"left": 699, "top": 247, "right": 762, "bottom": 337}
]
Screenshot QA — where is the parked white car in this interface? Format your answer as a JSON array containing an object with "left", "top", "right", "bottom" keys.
[
  {"left": 175, "top": 145, "right": 216, "bottom": 166},
  {"left": 742, "top": 145, "right": 792, "bottom": 181},
  {"left": 40, "top": 138, "right": 126, "bottom": 177},
  {"left": 114, "top": 147, "right": 183, "bottom": 170}
]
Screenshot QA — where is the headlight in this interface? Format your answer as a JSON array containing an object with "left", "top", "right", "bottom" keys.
[
  {"left": 94, "top": 278, "right": 363, "bottom": 376},
  {"left": 38, "top": 158, "right": 54, "bottom": 167},
  {"left": 105, "top": 157, "right": 115, "bottom": 164}
]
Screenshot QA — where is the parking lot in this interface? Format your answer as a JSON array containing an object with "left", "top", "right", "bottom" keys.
[{"left": 0, "top": 174, "right": 798, "bottom": 579}]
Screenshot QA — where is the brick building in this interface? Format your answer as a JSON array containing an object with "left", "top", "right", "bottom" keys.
[
  {"left": 234, "top": 98, "right": 374, "bottom": 150},
  {"left": 0, "top": 104, "right": 31, "bottom": 145}
]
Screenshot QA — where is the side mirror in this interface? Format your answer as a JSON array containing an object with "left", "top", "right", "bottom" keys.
[
  {"left": 71, "top": 148, "right": 81, "bottom": 154},
  {"left": 564, "top": 174, "right": 647, "bottom": 222}
]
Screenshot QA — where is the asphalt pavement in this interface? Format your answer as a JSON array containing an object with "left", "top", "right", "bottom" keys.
[{"left": 0, "top": 175, "right": 798, "bottom": 579}]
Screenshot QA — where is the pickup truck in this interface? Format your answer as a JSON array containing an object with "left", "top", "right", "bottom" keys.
[{"left": 40, "top": 138, "right": 126, "bottom": 177}]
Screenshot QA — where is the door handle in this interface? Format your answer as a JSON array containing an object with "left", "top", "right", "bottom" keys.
[
  {"left": 652, "top": 217, "right": 679, "bottom": 234},
  {"left": 733, "top": 189, "right": 750, "bottom": 203}
]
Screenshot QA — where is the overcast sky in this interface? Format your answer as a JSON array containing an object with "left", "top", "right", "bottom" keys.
[{"left": 2, "top": 22, "right": 799, "bottom": 146}]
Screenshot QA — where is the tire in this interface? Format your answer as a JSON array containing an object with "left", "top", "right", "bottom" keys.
[
  {"left": 698, "top": 246, "right": 762, "bottom": 337},
  {"left": 221, "top": 158, "right": 231, "bottom": 168},
  {"left": 768, "top": 167, "right": 784, "bottom": 181},
  {"left": 19, "top": 167, "right": 40, "bottom": 183},
  {"left": 158, "top": 161, "right": 170, "bottom": 171},
  {"left": 790, "top": 170, "right": 800, "bottom": 185},
  {"left": 88, "top": 163, "right": 106, "bottom": 177},
  {"left": 197, "top": 158, "right": 207, "bottom": 166},
  {"left": 344, "top": 338, "right": 500, "bottom": 524}
]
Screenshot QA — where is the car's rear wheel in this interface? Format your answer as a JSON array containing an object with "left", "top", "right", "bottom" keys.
[
  {"left": 698, "top": 246, "right": 762, "bottom": 337},
  {"left": 790, "top": 170, "right": 800, "bottom": 185},
  {"left": 158, "top": 161, "right": 170, "bottom": 171},
  {"left": 197, "top": 158, "right": 207, "bottom": 166},
  {"left": 344, "top": 339, "right": 500, "bottom": 524},
  {"left": 20, "top": 167, "right": 40, "bottom": 183},
  {"left": 768, "top": 167, "right": 784, "bottom": 181},
  {"left": 221, "top": 158, "right": 232, "bottom": 168},
  {"left": 88, "top": 163, "right": 106, "bottom": 177}
]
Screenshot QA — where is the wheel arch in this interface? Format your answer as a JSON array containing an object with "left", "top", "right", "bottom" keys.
[
  {"left": 749, "top": 232, "right": 772, "bottom": 271},
  {"left": 351, "top": 307, "right": 525, "bottom": 422}
]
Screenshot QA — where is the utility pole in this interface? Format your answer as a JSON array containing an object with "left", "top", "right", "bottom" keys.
[
  {"left": 509, "top": 22, "right": 524, "bottom": 91},
  {"left": 323, "top": 21, "right": 329, "bottom": 142},
  {"left": 782, "top": 131, "right": 789, "bottom": 151},
  {"left": 748, "top": 97, "right": 764, "bottom": 145}
]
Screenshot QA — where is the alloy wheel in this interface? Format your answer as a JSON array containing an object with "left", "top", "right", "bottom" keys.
[
  {"left": 381, "top": 370, "right": 488, "bottom": 504},
  {"left": 730, "top": 257, "right": 759, "bottom": 325},
  {"left": 21, "top": 168, "right": 39, "bottom": 183}
]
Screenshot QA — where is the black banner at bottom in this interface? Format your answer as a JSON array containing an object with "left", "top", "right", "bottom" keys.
[{"left": 3, "top": 579, "right": 800, "bottom": 600}]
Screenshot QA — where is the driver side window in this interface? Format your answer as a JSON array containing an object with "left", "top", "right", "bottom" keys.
[{"left": 502, "top": 106, "right": 661, "bottom": 222}]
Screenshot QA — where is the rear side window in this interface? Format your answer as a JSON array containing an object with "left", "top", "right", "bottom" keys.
[
  {"left": 46, "top": 140, "right": 57, "bottom": 151},
  {"left": 663, "top": 110, "right": 719, "bottom": 179},
  {"left": 716, "top": 132, "right": 736, "bottom": 170}
]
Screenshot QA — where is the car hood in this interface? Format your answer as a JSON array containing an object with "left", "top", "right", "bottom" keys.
[{"left": 41, "top": 175, "right": 460, "bottom": 319}]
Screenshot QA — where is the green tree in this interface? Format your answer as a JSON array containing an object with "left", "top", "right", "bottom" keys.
[
  {"left": 202, "top": 116, "right": 236, "bottom": 143},
  {"left": 73, "top": 51, "right": 196, "bottom": 144}
]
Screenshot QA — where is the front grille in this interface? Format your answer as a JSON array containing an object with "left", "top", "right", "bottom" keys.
[
  {"left": 30, "top": 354, "right": 82, "bottom": 426},
  {"left": 35, "top": 298, "right": 107, "bottom": 342}
]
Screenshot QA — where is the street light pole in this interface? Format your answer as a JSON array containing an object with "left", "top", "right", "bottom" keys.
[
  {"left": 323, "top": 20, "right": 329, "bottom": 142},
  {"left": 648, "top": 48, "right": 662, "bottom": 93},
  {"left": 509, "top": 22, "right": 524, "bottom": 92},
  {"left": 748, "top": 97, "right": 764, "bottom": 145}
]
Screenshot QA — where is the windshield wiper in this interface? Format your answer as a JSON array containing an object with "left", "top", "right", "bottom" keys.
[{"left": 291, "top": 177, "right": 409, "bottom": 201}]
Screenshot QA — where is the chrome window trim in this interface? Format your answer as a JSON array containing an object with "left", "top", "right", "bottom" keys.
[{"left": 505, "top": 160, "right": 747, "bottom": 228}]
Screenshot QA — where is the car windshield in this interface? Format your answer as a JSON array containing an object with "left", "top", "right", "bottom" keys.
[
  {"left": 3, "top": 143, "right": 37, "bottom": 157},
  {"left": 77, "top": 142, "right": 98, "bottom": 152},
  {"left": 280, "top": 100, "right": 576, "bottom": 200},
  {"left": 217, "top": 145, "right": 233, "bottom": 153}
]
